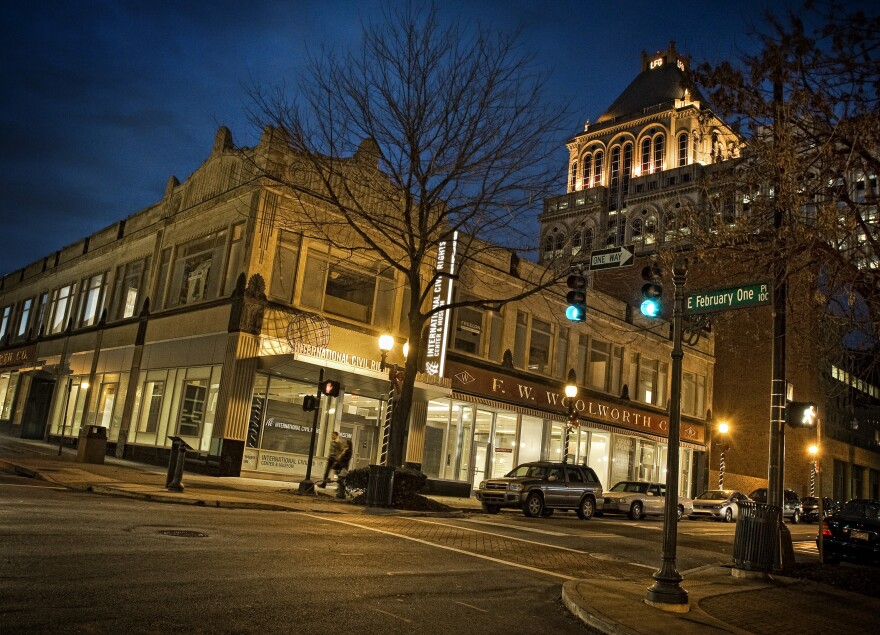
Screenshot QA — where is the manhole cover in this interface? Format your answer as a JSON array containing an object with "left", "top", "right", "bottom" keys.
[{"left": 159, "top": 530, "right": 208, "bottom": 538}]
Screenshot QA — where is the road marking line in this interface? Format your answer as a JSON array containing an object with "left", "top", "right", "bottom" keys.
[
  {"left": 461, "top": 518, "right": 570, "bottom": 536},
  {"left": 0, "top": 483, "right": 66, "bottom": 490},
  {"left": 409, "top": 518, "right": 617, "bottom": 548},
  {"left": 628, "top": 562, "right": 655, "bottom": 570},
  {"left": 295, "top": 512, "right": 577, "bottom": 581},
  {"left": 370, "top": 607, "right": 411, "bottom": 623},
  {"left": 454, "top": 601, "right": 489, "bottom": 613}
]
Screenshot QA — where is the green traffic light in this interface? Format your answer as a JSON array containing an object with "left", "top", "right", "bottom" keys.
[
  {"left": 640, "top": 298, "right": 661, "bottom": 317},
  {"left": 566, "top": 304, "right": 586, "bottom": 322}
]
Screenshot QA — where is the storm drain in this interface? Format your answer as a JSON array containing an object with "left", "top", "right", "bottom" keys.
[{"left": 159, "top": 530, "right": 208, "bottom": 538}]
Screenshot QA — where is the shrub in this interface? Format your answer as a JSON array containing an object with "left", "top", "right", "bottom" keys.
[{"left": 342, "top": 465, "right": 428, "bottom": 505}]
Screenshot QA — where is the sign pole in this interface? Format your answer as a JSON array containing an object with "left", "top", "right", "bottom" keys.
[{"left": 298, "top": 367, "right": 324, "bottom": 495}]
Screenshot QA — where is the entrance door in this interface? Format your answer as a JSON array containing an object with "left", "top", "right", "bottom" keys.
[
  {"left": 338, "top": 424, "right": 378, "bottom": 471},
  {"left": 21, "top": 377, "right": 54, "bottom": 439},
  {"left": 471, "top": 441, "right": 489, "bottom": 486}
]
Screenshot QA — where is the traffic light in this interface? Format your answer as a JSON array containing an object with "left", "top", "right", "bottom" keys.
[
  {"left": 565, "top": 270, "right": 587, "bottom": 322},
  {"left": 785, "top": 401, "right": 817, "bottom": 428},
  {"left": 302, "top": 395, "right": 317, "bottom": 412},
  {"left": 640, "top": 264, "right": 663, "bottom": 318},
  {"left": 319, "top": 379, "right": 341, "bottom": 397}
]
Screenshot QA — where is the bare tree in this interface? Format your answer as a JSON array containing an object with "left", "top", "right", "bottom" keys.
[
  {"left": 685, "top": 1, "right": 880, "bottom": 388},
  {"left": 246, "top": 2, "right": 569, "bottom": 467}
]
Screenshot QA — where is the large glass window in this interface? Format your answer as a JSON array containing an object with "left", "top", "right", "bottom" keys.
[
  {"left": 610, "top": 434, "right": 635, "bottom": 485},
  {"left": 111, "top": 258, "right": 149, "bottom": 320},
  {"left": 270, "top": 231, "right": 301, "bottom": 302},
  {"left": 452, "top": 297, "right": 484, "bottom": 355},
  {"left": 94, "top": 382, "right": 118, "bottom": 428},
  {"left": 519, "top": 415, "right": 543, "bottom": 464},
  {"left": 681, "top": 371, "right": 706, "bottom": 417},
  {"left": 300, "top": 251, "right": 396, "bottom": 327},
  {"left": 166, "top": 231, "right": 228, "bottom": 308},
  {"left": 178, "top": 379, "right": 208, "bottom": 437},
  {"left": 491, "top": 413, "right": 517, "bottom": 478},
  {"left": 138, "top": 380, "right": 165, "bottom": 434},
  {"left": 585, "top": 339, "right": 623, "bottom": 395},
  {"left": 48, "top": 284, "right": 76, "bottom": 334},
  {"left": 527, "top": 318, "right": 552, "bottom": 374},
  {"left": 78, "top": 272, "right": 107, "bottom": 327},
  {"left": 0, "top": 305, "right": 11, "bottom": 340},
  {"left": 587, "top": 431, "right": 610, "bottom": 487}
]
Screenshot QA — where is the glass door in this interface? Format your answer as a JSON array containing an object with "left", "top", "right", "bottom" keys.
[{"left": 471, "top": 409, "right": 493, "bottom": 485}]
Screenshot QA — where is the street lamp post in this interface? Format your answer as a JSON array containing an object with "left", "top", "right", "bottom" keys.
[
  {"left": 718, "top": 422, "right": 730, "bottom": 489},
  {"left": 645, "top": 257, "right": 689, "bottom": 611},
  {"left": 808, "top": 444, "right": 818, "bottom": 497},
  {"left": 564, "top": 369, "right": 578, "bottom": 463}
]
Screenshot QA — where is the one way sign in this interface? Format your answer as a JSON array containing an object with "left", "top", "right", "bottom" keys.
[{"left": 587, "top": 245, "right": 635, "bottom": 271}]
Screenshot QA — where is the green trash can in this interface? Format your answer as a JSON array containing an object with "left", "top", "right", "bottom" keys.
[{"left": 732, "top": 500, "right": 780, "bottom": 572}]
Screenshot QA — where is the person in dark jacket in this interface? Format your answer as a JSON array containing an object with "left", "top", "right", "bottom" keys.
[
  {"left": 318, "top": 431, "right": 341, "bottom": 488},
  {"left": 335, "top": 439, "right": 352, "bottom": 499}
]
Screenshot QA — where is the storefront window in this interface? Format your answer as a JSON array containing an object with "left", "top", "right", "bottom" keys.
[
  {"left": 0, "top": 373, "right": 19, "bottom": 419},
  {"left": 491, "top": 413, "right": 517, "bottom": 478},
  {"left": 338, "top": 393, "right": 381, "bottom": 471},
  {"left": 456, "top": 405, "right": 474, "bottom": 482},
  {"left": 587, "top": 431, "right": 610, "bottom": 487},
  {"left": 423, "top": 400, "right": 452, "bottom": 479},
  {"left": 178, "top": 379, "right": 207, "bottom": 437},
  {"left": 258, "top": 378, "right": 317, "bottom": 454},
  {"left": 610, "top": 434, "right": 635, "bottom": 485},
  {"left": 548, "top": 421, "right": 565, "bottom": 462},
  {"left": 518, "top": 415, "right": 543, "bottom": 464},
  {"left": 138, "top": 380, "right": 165, "bottom": 434},
  {"left": 472, "top": 410, "right": 493, "bottom": 484},
  {"left": 637, "top": 440, "right": 657, "bottom": 481},
  {"left": 94, "top": 382, "right": 117, "bottom": 428}
]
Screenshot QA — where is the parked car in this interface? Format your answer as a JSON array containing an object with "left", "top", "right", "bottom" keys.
[
  {"left": 690, "top": 490, "right": 750, "bottom": 522},
  {"left": 748, "top": 488, "right": 802, "bottom": 523},
  {"left": 601, "top": 481, "right": 693, "bottom": 521},
  {"left": 799, "top": 496, "right": 838, "bottom": 523},
  {"left": 474, "top": 461, "right": 604, "bottom": 519},
  {"left": 818, "top": 499, "right": 880, "bottom": 566}
]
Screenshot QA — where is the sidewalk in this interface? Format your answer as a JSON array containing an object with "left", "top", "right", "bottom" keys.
[{"left": 2, "top": 436, "right": 878, "bottom": 634}]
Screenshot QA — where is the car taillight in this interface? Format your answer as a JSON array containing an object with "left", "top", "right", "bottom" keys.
[{"left": 821, "top": 520, "right": 833, "bottom": 537}]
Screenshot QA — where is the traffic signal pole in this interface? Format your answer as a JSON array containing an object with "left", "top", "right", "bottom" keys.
[{"left": 298, "top": 367, "right": 324, "bottom": 495}]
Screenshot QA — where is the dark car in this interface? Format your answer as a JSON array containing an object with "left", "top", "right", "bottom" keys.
[
  {"left": 748, "top": 488, "right": 802, "bottom": 523},
  {"left": 799, "top": 496, "right": 838, "bottom": 523},
  {"left": 818, "top": 499, "right": 880, "bottom": 566},
  {"left": 474, "top": 461, "right": 603, "bottom": 519}
]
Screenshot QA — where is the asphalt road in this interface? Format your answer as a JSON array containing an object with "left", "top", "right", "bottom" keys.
[{"left": 1, "top": 477, "right": 586, "bottom": 634}]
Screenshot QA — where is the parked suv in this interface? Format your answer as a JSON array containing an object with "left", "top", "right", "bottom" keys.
[
  {"left": 748, "top": 488, "right": 802, "bottom": 523},
  {"left": 475, "top": 461, "right": 603, "bottom": 519}
]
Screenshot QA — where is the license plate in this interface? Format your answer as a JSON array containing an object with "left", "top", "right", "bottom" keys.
[{"left": 851, "top": 530, "right": 870, "bottom": 541}]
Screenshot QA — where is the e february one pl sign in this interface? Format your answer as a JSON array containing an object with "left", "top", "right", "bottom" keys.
[{"left": 686, "top": 282, "right": 771, "bottom": 314}]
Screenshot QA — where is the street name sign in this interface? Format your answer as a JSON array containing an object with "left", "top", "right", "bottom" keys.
[
  {"left": 686, "top": 282, "right": 771, "bottom": 314},
  {"left": 588, "top": 244, "right": 635, "bottom": 271}
]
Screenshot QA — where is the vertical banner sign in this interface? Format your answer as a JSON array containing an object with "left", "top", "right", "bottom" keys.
[{"left": 425, "top": 231, "right": 458, "bottom": 378}]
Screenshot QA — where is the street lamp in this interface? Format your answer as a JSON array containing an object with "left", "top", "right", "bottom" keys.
[
  {"left": 645, "top": 256, "right": 689, "bottom": 611},
  {"left": 563, "top": 369, "right": 578, "bottom": 463},
  {"left": 718, "top": 422, "right": 730, "bottom": 489},
  {"left": 378, "top": 333, "right": 395, "bottom": 371},
  {"left": 808, "top": 444, "right": 818, "bottom": 497}
]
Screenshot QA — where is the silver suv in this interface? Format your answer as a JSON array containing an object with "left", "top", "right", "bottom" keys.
[
  {"left": 748, "top": 488, "right": 802, "bottom": 523},
  {"left": 475, "top": 461, "right": 603, "bottom": 520}
]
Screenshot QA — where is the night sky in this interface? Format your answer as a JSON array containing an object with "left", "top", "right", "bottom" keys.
[{"left": 1, "top": 0, "right": 819, "bottom": 275}]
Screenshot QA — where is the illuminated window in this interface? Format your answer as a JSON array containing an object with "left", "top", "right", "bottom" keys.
[
  {"left": 678, "top": 132, "right": 688, "bottom": 166},
  {"left": 653, "top": 134, "right": 665, "bottom": 172},
  {"left": 593, "top": 151, "right": 604, "bottom": 186},
  {"left": 78, "top": 272, "right": 107, "bottom": 328},
  {"left": 641, "top": 138, "right": 651, "bottom": 174},
  {"left": 569, "top": 160, "right": 578, "bottom": 191},
  {"left": 16, "top": 298, "right": 32, "bottom": 337},
  {"left": 582, "top": 154, "right": 592, "bottom": 188}
]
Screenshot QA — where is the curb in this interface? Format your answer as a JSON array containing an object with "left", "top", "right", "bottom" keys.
[{"left": 561, "top": 581, "right": 638, "bottom": 635}]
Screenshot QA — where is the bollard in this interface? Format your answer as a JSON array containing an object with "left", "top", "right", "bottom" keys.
[
  {"left": 166, "top": 436, "right": 193, "bottom": 492},
  {"left": 336, "top": 472, "right": 347, "bottom": 499}
]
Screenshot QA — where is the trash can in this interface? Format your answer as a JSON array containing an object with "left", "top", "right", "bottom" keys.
[
  {"left": 77, "top": 425, "right": 107, "bottom": 464},
  {"left": 732, "top": 500, "right": 780, "bottom": 573},
  {"left": 366, "top": 464, "right": 395, "bottom": 507}
]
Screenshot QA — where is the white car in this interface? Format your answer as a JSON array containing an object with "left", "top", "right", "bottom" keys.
[
  {"left": 601, "top": 481, "right": 693, "bottom": 521},
  {"left": 690, "top": 489, "right": 750, "bottom": 522}
]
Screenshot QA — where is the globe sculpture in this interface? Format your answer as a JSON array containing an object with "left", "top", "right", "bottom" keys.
[{"left": 285, "top": 311, "right": 331, "bottom": 350}]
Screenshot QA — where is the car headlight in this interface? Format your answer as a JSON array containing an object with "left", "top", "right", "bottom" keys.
[
  {"left": 508, "top": 483, "right": 523, "bottom": 491},
  {"left": 479, "top": 481, "right": 486, "bottom": 489}
]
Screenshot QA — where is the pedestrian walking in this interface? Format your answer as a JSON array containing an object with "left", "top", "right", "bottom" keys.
[
  {"left": 318, "top": 431, "right": 341, "bottom": 488},
  {"left": 335, "top": 439, "right": 352, "bottom": 499}
]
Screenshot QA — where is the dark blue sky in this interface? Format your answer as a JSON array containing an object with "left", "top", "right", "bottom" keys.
[{"left": 2, "top": 0, "right": 802, "bottom": 275}]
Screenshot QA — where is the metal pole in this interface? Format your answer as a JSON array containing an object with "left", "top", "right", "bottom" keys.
[
  {"left": 298, "top": 367, "right": 324, "bottom": 495},
  {"left": 380, "top": 365, "right": 397, "bottom": 466},
  {"left": 810, "top": 461, "right": 815, "bottom": 497},
  {"left": 719, "top": 449, "right": 725, "bottom": 489},
  {"left": 645, "top": 257, "right": 688, "bottom": 610},
  {"left": 57, "top": 377, "right": 73, "bottom": 456}
]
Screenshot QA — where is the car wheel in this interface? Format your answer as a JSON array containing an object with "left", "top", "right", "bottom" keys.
[
  {"left": 629, "top": 501, "right": 644, "bottom": 520},
  {"left": 540, "top": 508, "right": 554, "bottom": 517},
  {"left": 523, "top": 492, "right": 544, "bottom": 518},
  {"left": 676, "top": 505, "right": 685, "bottom": 521},
  {"left": 791, "top": 509, "right": 800, "bottom": 524},
  {"left": 577, "top": 497, "right": 595, "bottom": 520},
  {"left": 724, "top": 507, "right": 734, "bottom": 523},
  {"left": 482, "top": 503, "right": 500, "bottom": 515}
]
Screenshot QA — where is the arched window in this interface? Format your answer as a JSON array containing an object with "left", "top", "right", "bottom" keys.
[
  {"left": 609, "top": 146, "right": 621, "bottom": 209},
  {"left": 582, "top": 154, "right": 592, "bottom": 188},
  {"left": 554, "top": 231, "right": 565, "bottom": 252},
  {"left": 644, "top": 215, "right": 657, "bottom": 245},
  {"left": 678, "top": 133, "right": 688, "bottom": 166},
  {"left": 583, "top": 227, "right": 594, "bottom": 252},
  {"left": 571, "top": 230, "right": 582, "bottom": 256},
  {"left": 593, "top": 151, "right": 604, "bottom": 186},
  {"left": 631, "top": 217, "right": 643, "bottom": 243},
  {"left": 543, "top": 234, "right": 555, "bottom": 257},
  {"left": 569, "top": 161, "right": 578, "bottom": 191},
  {"left": 653, "top": 134, "right": 665, "bottom": 172},
  {"left": 641, "top": 138, "right": 651, "bottom": 174}
]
